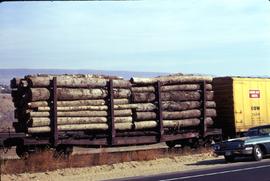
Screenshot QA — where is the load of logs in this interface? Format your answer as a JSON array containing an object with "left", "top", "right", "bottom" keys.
[
  {"left": 130, "top": 75, "right": 216, "bottom": 131},
  {"left": 10, "top": 74, "right": 216, "bottom": 134}
]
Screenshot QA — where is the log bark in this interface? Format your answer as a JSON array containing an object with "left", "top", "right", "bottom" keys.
[
  {"left": 131, "top": 84, "right": 212, "bottom": 93},
  {"left": 27, "top": 117, "right": 214, "bottom": 132},
  {"left": 131, "top": 86, "right": 156, "bottom": 93},
  {"left": 25, "top": 74, "right": 123, "bottom": 80},
  {"left": 29, "top": 109, "right": 132, "bottom": 117},
  {"left": 134, "top": 109, "right": 216, "bottom": 120},
  {"left": 27, "top": 122, "right": 133, "bottom": 133},
  {"left": 28, "top": 100, "right": 105, "bottom": 108},
  {"left": 132, "top": 91, "right": 214, "bottom": 103},
  {"left": 133, "top": 118, "right": 214, "bottom": 129},
  {"left": 35, "top": 103, "right": 156, "bottom": 112},
  {"left": 205, "top": 101, "right": 216, "bottom": 108},
  {"left": 131, "top": 103, "right": 157, "bottom": 111},
  {"left": 163, "top": 118, "right": 213, "bottom": 128},
  {"left": 164, "top": 110, "right": 201, "bottom": 120},
  {"left": 114, "top": 99, "right": 130, "bottom": 105},
  {"left": 114, "top": 103, "right": 156, "bottom": 111},
  {"left": 131, "top": 101, "right": 215, "bottom": 111},
  {"left": 162, "top": 101, "right": 216, "bottom": 111},
  {"left": 134, "top": 121, "right": 157, "bottom": 130},
  {"left": 27, "top": 99, "right": 129, "bottom": 108},
  {"left": 26, "top": 88, "right": 131, "bottom": 101},
  {"left": 37, "top": 105, "right": 108, "bottom": 111},
  {"left": 24, "top": 76, "right": 131, "bottom": 88},
  {"left": 206, "top": 109, "right": 217, "bottom": 117},
  {"left": 29, "top": 101, "right": 216, "bottom": 112},
  {"left": 134, "top": 112, "right": 156, "bottom": 120},
  {"left": 29, "top": 116, "right": 133, "bottom": 127},
  {"left": 134, "top": 119, "right": 209, "bottom": 129},
  {"left": 131, "top": 75, "right": 213, "bottom": 85},
  {"left": 30, "top": 117, "right": 107, "bottom": 126},
  {"left": 162, "top": 101, "right": 200, "bottom": 111}
]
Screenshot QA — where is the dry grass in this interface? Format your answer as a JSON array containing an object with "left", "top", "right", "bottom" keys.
[
  {"left": 2, "top": 152, "right": 220, "bottom": 181},
  {"left": 1, "top": 147, "right": 211, "bottom": 174}
]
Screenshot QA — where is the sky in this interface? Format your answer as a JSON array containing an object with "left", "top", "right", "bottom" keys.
[{"left": 0, "top": 0, "right": 270, "bottom": 76}]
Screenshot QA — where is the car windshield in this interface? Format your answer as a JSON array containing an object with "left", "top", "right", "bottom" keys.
[
  {"left": 246, "top": 127, "right": 270, "bottom": 137},
  {"left": 259, "top": 127, "right": 270, "bottom": 135},
  {"left": 246, "top": 129, "right": 258, "bottom": 137}
]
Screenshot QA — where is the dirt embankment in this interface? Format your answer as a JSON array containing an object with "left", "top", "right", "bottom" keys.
[
  {"left": 1, "top": 146, "right": 210, "bottom": 174},
  {"left": 2, "top": 152, "right": 224, "bottom": 181}
]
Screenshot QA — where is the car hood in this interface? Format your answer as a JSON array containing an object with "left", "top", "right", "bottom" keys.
[
  {"left": 227, "top": 137, "right": 249, "bottom": 142},
  {"left": 225, "top": 136, "right": 269, "bottom": 144}
]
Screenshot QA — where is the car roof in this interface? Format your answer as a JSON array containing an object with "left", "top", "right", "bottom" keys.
[{"left": 249, "top": 124, "right": 270, "bottom": 130}]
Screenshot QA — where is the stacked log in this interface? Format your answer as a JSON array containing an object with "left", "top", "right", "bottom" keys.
[
  {"left": 11, "top": 74, "right": 133, "bottom": 133},
  {"left": 11, "top": 74, "right": 217, "bottom": 134},
  {"left": 130, "top": 75, "right": 216, "bottom": 130}
]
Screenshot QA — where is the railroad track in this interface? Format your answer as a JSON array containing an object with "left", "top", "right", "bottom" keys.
[{"left": 0, "top": 144, "right": 211, "bottom": 174}]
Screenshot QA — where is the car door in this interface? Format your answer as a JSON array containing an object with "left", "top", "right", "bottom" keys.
[{"left": 258, "top": 128, "right": 270, "bottom": 153}]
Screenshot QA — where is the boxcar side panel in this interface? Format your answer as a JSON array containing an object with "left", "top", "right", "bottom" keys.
[{"left": 233, "top": 78, "right": 270, "bottom": 133}]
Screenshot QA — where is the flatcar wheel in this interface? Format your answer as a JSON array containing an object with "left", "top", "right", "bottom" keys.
[
  {"left": 54, "top": 145, "right": 73, "bottom": 158},
  {"left": 37, "top": 145, "right": 50, "bottom": 152},
  {"left": 65, "top": 146, "right": 73, "bottom": 155},
  {"left": 166, "top": 141, "right": 176, "bottom": 148},
  {"left": 16, "top": 145, "right": 30, "bottom": 159},
  {"left": 190, "top": 139, "right": 200, "bottom": 149}
]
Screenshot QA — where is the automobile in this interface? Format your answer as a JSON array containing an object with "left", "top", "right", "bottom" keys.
[{"left": 213, "top": 124, "right": 270, "bottom": 162}]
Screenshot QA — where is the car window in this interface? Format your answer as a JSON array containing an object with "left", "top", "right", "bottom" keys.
[
  {"left": 259, "top": 128, "right": 270, "bottom": 135},
  {"left": 246, "top": 129, "right": 258, "bottom": 137}
]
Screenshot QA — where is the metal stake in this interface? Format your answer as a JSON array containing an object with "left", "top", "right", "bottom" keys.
[
  {"left": 200, "top": 80, "right": 207, "bottom": 136},
  {"left": 50, "top": 77, "right": 58, "bottom": 147},
  {"left": 108, "top": 79, "right": 115, "bottom": 145},
  {"left": 156, "top": 81, "right": 164, "bottom": 141}
]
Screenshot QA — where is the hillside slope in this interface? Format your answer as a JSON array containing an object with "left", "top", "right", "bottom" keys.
[{"left": 0, "top": 94, "right": 15, "bottom": 131}]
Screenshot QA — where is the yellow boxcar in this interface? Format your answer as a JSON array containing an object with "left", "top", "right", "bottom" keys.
[{"left": 213, "top": 77, "right": 270, "bottom": 138}]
